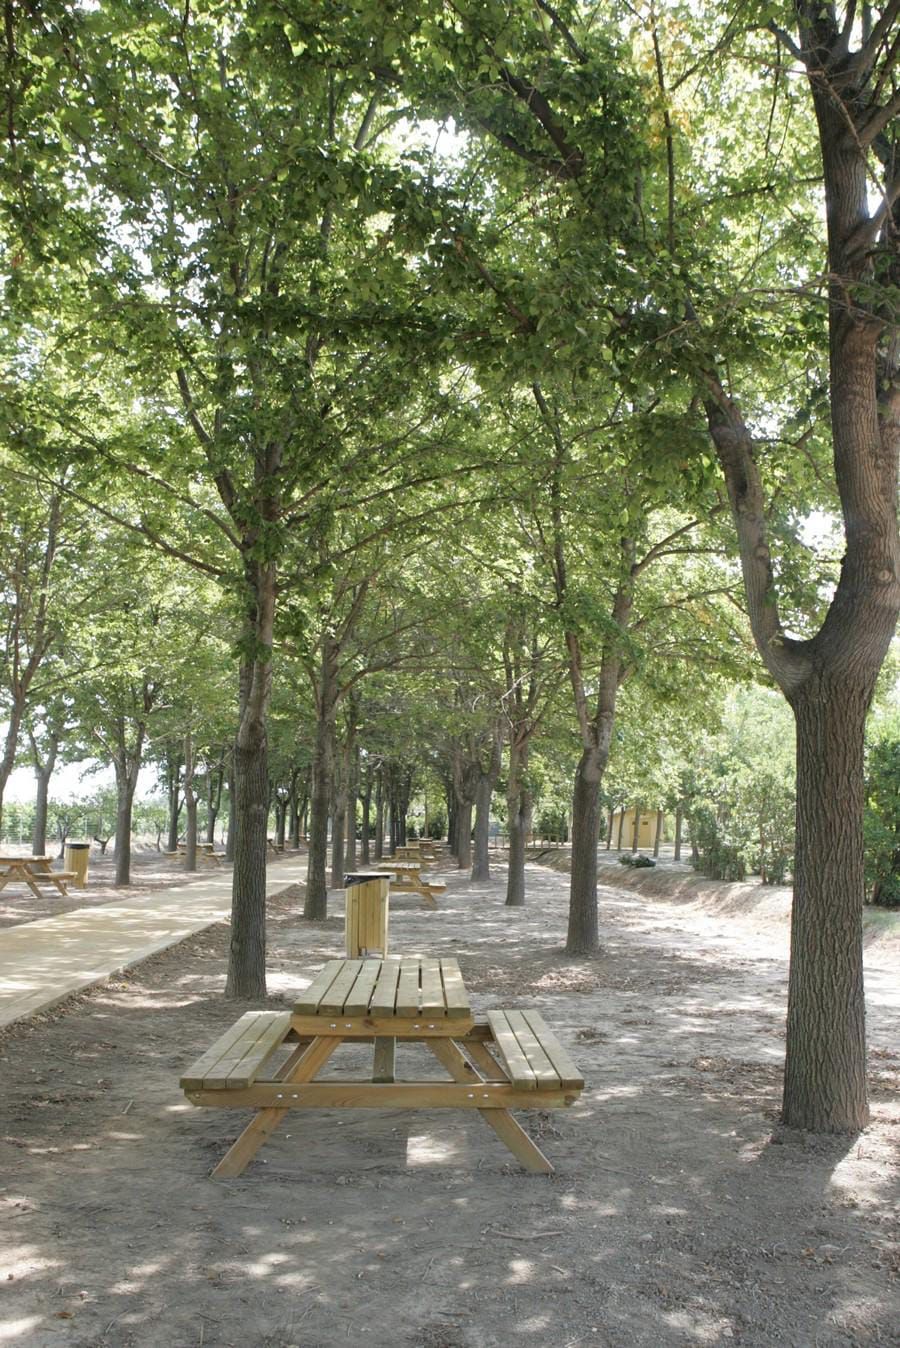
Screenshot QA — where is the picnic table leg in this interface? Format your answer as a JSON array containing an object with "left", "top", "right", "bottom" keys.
[
  {"left": 372, "top": 1037, "right": 396, "bottom": 1083},
  {"left": 21, "top": 870, "right": 46, "bottom": 901},
  {"left": 428, "top": 1038, "right": 554, "bottom": 1175},
  {"left": 211, "top": 1035, "right": 339, "bottom": 1179}
]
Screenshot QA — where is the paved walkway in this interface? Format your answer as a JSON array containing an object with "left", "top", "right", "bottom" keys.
[{"left": 0, "top": 858, "right": 309, "bottom": 1030}]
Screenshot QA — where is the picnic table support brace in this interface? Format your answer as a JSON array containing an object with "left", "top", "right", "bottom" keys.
[
  {"left": 211, "top": 1035, "right": 338, "bottom": 1179},
  {"left": 427, "top": 1038, "right": 553, "bottom": 1175},
  {"left": 372, "top": 1036, "right": 396, "bottom": 1083}
]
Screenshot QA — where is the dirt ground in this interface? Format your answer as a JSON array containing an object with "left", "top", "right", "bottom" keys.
[{"left": 0, "top": 856, "right": 897, "bottom": 1348}]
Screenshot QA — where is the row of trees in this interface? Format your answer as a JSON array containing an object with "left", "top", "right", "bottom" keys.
[{"left": 4, "top": 2, "right": 898, "bottom": 1135}]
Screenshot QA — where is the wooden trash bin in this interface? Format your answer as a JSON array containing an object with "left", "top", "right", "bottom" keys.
[
  {"left": 64, "top": 841, "right": 91, "bottom": 888},
  {"left": 343, "top": 871, "right": 390, "bottom": 958}
]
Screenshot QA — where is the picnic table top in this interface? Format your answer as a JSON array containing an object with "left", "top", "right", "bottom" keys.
[
  {"left": 294, "top": 956, "right": 470, "bottom": 1024},
  {"left": 0, "top": 855, "right": 52, "bottom": 866}
]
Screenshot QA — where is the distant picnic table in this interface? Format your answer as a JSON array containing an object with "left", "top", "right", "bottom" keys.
[{"left": 0, "top": 855, "right": 78, "bottom": 899}]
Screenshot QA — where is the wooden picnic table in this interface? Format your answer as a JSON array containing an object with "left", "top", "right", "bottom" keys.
[
  {"left": 181, "top": 955, "right": 584, "bottom": 1178},
  {"left": 164, "top": 842, "right": 224, "bottom": 866},
  {"left": 0, "top": 855, "right": 78, "bottom": 899},
  {"left": 373, "top": 860, "right": 446, "bottom": 908}
]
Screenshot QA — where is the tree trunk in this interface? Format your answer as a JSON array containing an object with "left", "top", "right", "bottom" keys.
[
  {"left": 506, "top": 785, "right": 531, "bottom": 908},
  {"left": 29, "top": 729, "right": 59, "bottom": 857},
  {"left": 653, "top": 810, "right": 663, "bottom": 858},
  {"left": 305, "top": 711, "right": 334, "bottom": 920},
  {"left": 605, "top": 809, "right": 614, "bottom": 851},
  {"left": 360, "top": 779, "right": 372, "bottom": 865},
  {"left": 344, "top": 737, "right": 359, "bottom": 871},
  {"left": 330, "top": 754, "right": 347, "bottom": 889},
  {"left": 275, "top": 797, "right": 287, "bottom": 848},
  {"left": 374, "top": 767, "right": 384, "bottom": 861},
  {"left": 32, "top": 767, "right": 52, "bottom": 857},
  {"left": 183, "top": 731, "right": 197, "bottom": 872},
  {"left": 455, "top": 801, "right": 473, "bottom": 870},
  {"left": 226, "top": 714, "right": 269, "bottom": 998},
  {"left": 631, "top": 802, "right": 642, "bottom": 852},
  {"left": 674, "top": 803, "right": 683, "bottom": 861},
  {"left": 113, "top": 768, "right": 136, "bottom": 887},
  {"left": 167, "top": 751, "right": 182, "bottom": 853},
  {"left": 505, "top": 737, "right": 530, "bottom": 907},
  {"left": 566, "top": 745, "right": 602, "bottom": 955},
  {"left": 782, "top": 678, "right": 870, "bottom": 1132},
  {"left": 225, "top": 552, "right": 276, "bottom": 1000},
  {"left": 206, "top": 757, "right": 223, "bottom": 844}
]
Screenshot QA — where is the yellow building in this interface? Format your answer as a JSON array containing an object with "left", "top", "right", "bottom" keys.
[{"left": 609, "top": 806, "right": 662, "bottom": 850}]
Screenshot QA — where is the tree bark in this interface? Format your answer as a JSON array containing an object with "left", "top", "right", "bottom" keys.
[
  {"left": 225, "top": 557, "right": 276, "bottom": 1000},
  {"left": 455, "top": 800, "right": 473, "bottom": 870},
  {"left": 305, "top": 637, "right": 338, "bottom": 920},
  {"left": 29, "top": 728, "right": 59, "bottom": 857},
  {"left": 374, "top": 766, "right": 384, "bottom": 861},
  {"left": 330, "top": 750, "right": 347, "bottom": 888},
  {"left": 782, "top": 677, "right": 871, "bottom": 1131},
  {"left": 631, "top": 802, "right": 641, "bottom": 852},
  {"left": 653, "top": 810, "right": 663, "bottom": 858},
  {"left": 700, "top": 7, "right": 900, "bottom": 1125},
  {"left": 674, "top": 803, "right": 683, "bottom": 861},
  {"left": 505, "top": 736, "right": 530, "bottom": 907},
  {"left": 566, "top": 745, "right": 602, "bottom": 954}
]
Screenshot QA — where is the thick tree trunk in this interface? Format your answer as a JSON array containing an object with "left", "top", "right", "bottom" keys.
[
  {"left": 113, "top": 774, "right": 136, "bottom": 887},
  {"left": 225, "top": 550, "right": 277, "bottom": 1000},
  {"left": 275, "top": 798, "right": 286, "bottom": 849},
  {"left": 781, "top": 678, "right": 870, "bottom": 1132},
  {"left": 653, "top": 810, "right": 663, "bottom": 858},
  {"left": 330, "top": 764, "right": 347, "bottom": 889},
  {"left": 32, "top": 768, "right": 51, "bottom": 857},
  {"left": 631, "top": 802, "right": 641, "bottom": 852},
  {"left": 566, "top": 746, "right": 602, "bottom": 955},
  {"left": 455, "top": 801, "right": 473, "bottom": 870},
  {"left": 226, "top": 716, "right": 269, "bottom": 998},
  {"left": 674, "top": 803, "right": 683, "bottom": 861},
  {"left": 506, "top": 786, "right": 531, "bottom": 907}
]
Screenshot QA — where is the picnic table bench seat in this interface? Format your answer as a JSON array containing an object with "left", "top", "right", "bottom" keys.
[
  {"left": 180, "top": 1010, "right": 292, "bottom": 1091},
  {"left": 484, "top": 1010, "right": 584, "bottom": 1091}
]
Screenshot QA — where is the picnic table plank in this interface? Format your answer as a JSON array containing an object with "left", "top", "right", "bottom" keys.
[
  {"left": 294, "top": 960, "right": 347, "bottom": 1015},
  {"left": 419, "top": 958, "right": 446, "bottom": 1017},
  {"left": 181, "top": 1010, "right": 275, "bottom": 1090},
  {"left": 440, "top": 958, "right": 471, "bottom": 1019},
  {"left": 395, "top": 959, "right": 422, "bottom": 1016},
  {"left": 505, "top": 1010, "right": 560, "bottom": 1088},
  {"left": 342, "top": 960, "right": 382, "bottom": 1016},
  {"left": 520, "top": 1011, "right": 584, "bottom": 1089},
  {"left": 369, "top": 960, "right": 402, "bottom": 1016},
  {"left": 317, "top": 958, "right": 364, "bottom": 1015},
  {"left": 486, "top": 1010, "right": 537, "bottom": 1089}
]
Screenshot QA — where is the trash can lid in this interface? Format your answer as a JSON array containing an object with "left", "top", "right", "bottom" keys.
[
  {"left": 66, "top": 841, "right": 91, "bottom": 849},
  {"left": 343, "top": 872, "right": 388, "bottom": 887}
]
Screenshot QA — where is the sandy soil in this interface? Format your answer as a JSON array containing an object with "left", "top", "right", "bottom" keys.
[{"left": 0, "top": 859, "right": 897, "bottom": 1348}]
